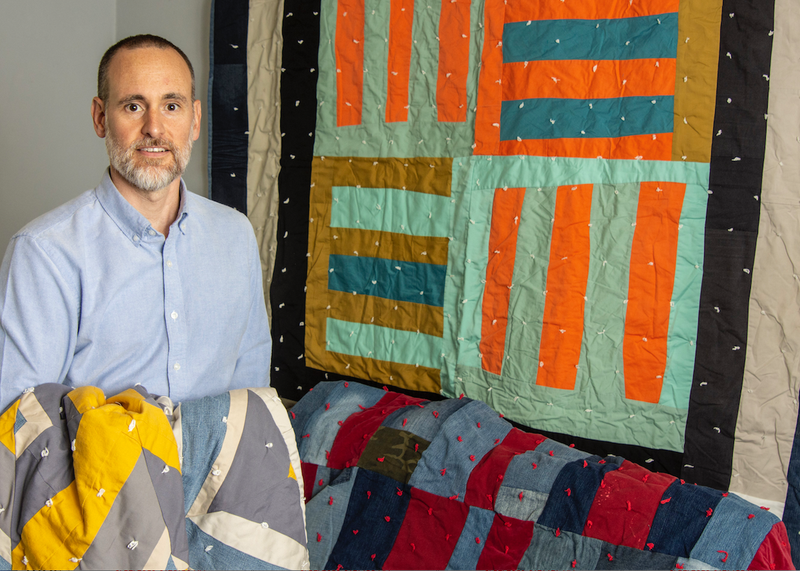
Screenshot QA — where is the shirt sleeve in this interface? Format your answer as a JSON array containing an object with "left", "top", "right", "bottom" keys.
[
  {"left": 0, "top": 235, "right": 79, "bottom": 412},
  {"left": 229, "top": 228, "right": 272, "bottom": 390}
]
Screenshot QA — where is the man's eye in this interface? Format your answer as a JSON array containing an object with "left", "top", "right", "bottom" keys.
[
  {"left": 127, "top": 103, "right": 140, "bottom": 112},
  {"left": 167, "top": 103, "right": 178, "bottom": 111}
]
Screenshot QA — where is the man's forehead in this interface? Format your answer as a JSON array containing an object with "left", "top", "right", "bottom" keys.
[{"left": 107, "top": 46, "right": 192, "bottom": 97}]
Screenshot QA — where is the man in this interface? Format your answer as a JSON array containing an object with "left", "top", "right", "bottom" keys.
[{"left": 0, "top": 35, "right": 271, "bottom": 411}]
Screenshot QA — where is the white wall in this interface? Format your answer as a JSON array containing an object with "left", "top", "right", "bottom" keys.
[{"left": 0, "top": 0, "right": 212, "bottom": 255}]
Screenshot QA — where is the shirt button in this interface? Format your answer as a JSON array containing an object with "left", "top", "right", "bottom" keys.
[
  {"left": 148, "top": 230, "right": 156, "bottom": 236},
  {"left": 173, "top": 362, "right": 181, "bottom": 371},
  {"left": 166, "top": 260, "right": 173, "bottom": 268},
  {"left": 133, "top": 235, "right": 140, "bottom": 242},
  {"left": 171, "top": 311, "right": 178, "bottom": 320}
]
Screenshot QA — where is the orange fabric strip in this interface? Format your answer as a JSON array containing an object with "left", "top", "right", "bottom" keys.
[
  {"left": 474, "top": 0, "right": 505, "bottom": 153},
  {"left": 504, "top": 0, "right": 680, "bottom": 23},
  {"left": 335, "top": 0, "right": 365, "bottom": 127},
  {"left": 503, "top": 59, "right": 677, "bottom": 101},
  {"left": 498, "top": 133, "right": 673, "bottom": 161},
  {"left": 436, "top": 0, "right": 471, "bottom": 122},
  {"left": 536, "top": 184, "right": 593, "bottom": 391},
  {"left": 386, "top": 0, "right": 415, "bottom": 123},
  {"left": 480, "top": 187, "right": 526, "bottom": 375},
  {"left": 623, "top": 181, "right": 686, "bottom": 403}
]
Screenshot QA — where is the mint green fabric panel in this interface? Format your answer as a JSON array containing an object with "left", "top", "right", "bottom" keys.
[
  {"left": 330, "top": 186, "right": 453, "bottom": 237},
  {"left": 313, "top": 0, "right": 481, "bottom": 159},
  {"left": 574, "top": 183, "right": 639, "bottom": 399},
  {"left": 453, "top": 186, "right": 495, "bottom": 370},
  {"left": 326, "top": 317, "right": 442, "bottom": 369},
  {"left": 467, "top": 156, "right": 711, "bottom": 192},
  {"left": 500, "top": 186, "right": 558, "bottom": 386},
  {"left": 660, "top": 183, "right": 708, "bottom": 409}
]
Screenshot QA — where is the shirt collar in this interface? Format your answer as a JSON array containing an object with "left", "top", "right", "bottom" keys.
[{"left": 96, "top": 169, "right": 190, "bottom": 245}]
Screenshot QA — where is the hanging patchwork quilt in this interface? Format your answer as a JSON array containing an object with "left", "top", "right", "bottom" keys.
[{"left": 210, "top": 0, "right": 800, "bottom": 563}]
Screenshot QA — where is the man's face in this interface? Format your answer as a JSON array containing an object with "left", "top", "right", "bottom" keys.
[{"left": 94, "top": 46, "right": 201, "bottom": 193}]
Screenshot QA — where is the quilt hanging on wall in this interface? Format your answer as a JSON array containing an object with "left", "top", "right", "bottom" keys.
[{"left": 209, "top": 0, "right": 800, "bottom": 560}]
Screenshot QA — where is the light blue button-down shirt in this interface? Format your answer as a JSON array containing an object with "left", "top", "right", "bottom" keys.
[{"left": 0, "top": 170, "right": 271, "bottom": 411}]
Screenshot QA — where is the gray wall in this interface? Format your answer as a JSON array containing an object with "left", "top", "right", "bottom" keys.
[{"left": 0, "top": 0, "right": 211, "bottom": 255}]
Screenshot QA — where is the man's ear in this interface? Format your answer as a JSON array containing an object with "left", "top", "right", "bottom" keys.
[
  {"left": 91, "top": 97, "right": 107, "bottom": 138},
  {"left": 192, "top": 99, "right": 202, "bottom": 142}
]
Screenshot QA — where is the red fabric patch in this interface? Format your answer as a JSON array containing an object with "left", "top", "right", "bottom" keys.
[
  {"left": 476, "top": 513, "right": 534, "bottom": 570},
  {"left": 583, "top": 459, "right": 675, "bottom": 549},
  {"left": 327, "top": 392, "right": 427, "bottom": 469},
  {"left": 301, "top": 461, "right": 317, "bottom": 504},
  {"left": 464, "top": 428, "right": 546, "bottom": 509},
  {"left": 748, "top": 522, "right": 794, "bottom": 571},
  {"left": 382, "top": 487, "right": 470, "bottom": 570}
]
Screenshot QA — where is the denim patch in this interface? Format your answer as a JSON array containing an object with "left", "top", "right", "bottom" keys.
[
  {"left": 595, "top": 541, "right": 678, "bottom": 570},
  {"left": 445, "top": 505, "right": 495, "bottom": 570},
  {"left": 382, "top": 397, "right": 469, "bottom": 442},
  {"left": 494, "top": 486, "right": 549, "bottom": 522},
  {"left": 502, "top": 439, "right": 589, "bottom": 494},
  {"left": 306, "top": 467, "right": 359, "bottom": 570},
  {"left": 518, "top": 524, "right": 602, "bottom": 570}
]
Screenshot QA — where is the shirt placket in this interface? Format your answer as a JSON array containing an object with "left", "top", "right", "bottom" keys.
[{"left": 162, "top": 225, "right": 188, "bottom": 397}]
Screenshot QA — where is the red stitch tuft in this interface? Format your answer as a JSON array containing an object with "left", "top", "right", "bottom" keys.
[
  {"left": 549, "top": 450, "right": 554, "bottom": 457},
  {"left": 748, "top": 514, "right": 755, "bottom": 519},
  {"left": 607, "top": 554, "right": 613, "bottom": 561},
  {"left": 302, "top": 433, "right": 311, "bottom": 438},
  {"left": 717, "top": 550, "right": 728, "bottom": 563},
  {"left": 290, "top": 411, "right": 296, "bottom": 419},
  {"left": 363, "top": 433, "right": 370, "bottom": 440},
  {"left": 583, "top": 460, "right": 588, "bottom": 468},
  {"left": 428, "top": 507, "right": 433, "bottom": 515},
  {"left": 477, "top": 422, "right": 482, "bottom": 428},
  {"left": 325, "top": 450, "right": 330, "bottom": 460},
  {"left": 706, "top": 508, "right": 713, "bottom": 517},
  {"left": 416, "top": 403, "right": 425, "bottom": 408},
  {"left": 569, "top": 443, "right": 575, "bottom": 448},
  {"left": 370, "top": 554, "right": 375, "bottom": 561},
  {"left": 383, "top": 386, "right": 389, "bottom": 391},
  {"left": 504, "top": 521, "right": 512, "bottom": 527},
  {"left": 345, "top": 461, "right": 350, "bottom": 468},
  {"left": 494, "top": 438, "right": 500, "bottom": 444},
  {"left": 377, "top": 457, "right": 385, "bottom": 462},
  {"left": 470, "top": 455, "right": 476, "bottom": 461},
  {"left": 600, "top": 481, "right": 606, "bottom": 489},
  {"left": 449, "top": 494, "right": 458, "bottom": 500},
  {"left": 587, "top": 520, "right": 592, "bottom": 528},
  {"left": 498, "top": 474, "right": 504, "bottom": 481},
  {"left": 385, "top": 516, "right": 391, "bottom": 522},
  {"left": 459, "top": 393, "right": 464, "bottom": 399},
  {"left": 358, "top": 405, "right": 366, "bottom": 410},
  {"left": 760, "top": 506, "right": 770, "bottom": 510},
  {"left": 572, "top": 560, "right": 577, "bottom": 568},
  {"left": 433, "top": 410, "right": 439, "bottom": 418},
  {"left": 642, "top": 474, "right": 649, "bottom": 483},
  {"left": 381, "top": 409, "right": 387, "bottom": 415},
  {"left": 325, "top": 403, "right": 331, "bottom": 411},
  {"left": 565, "top": 488, "right": 572, "bottom": 497},
  {"left": 411, "top": 543, "right": 416, "bottom": 552},
  {"left": 328, "top": 496, "right": 333, "bottom": 506},
  {"left": 627, "top": 500, "right": 631, "bottom": 511},
  {"left": 486, "top": 494, "right": 493, "bottom": 503},
  {"left": 598, "top": 459, "right": 606, "bottom": 464},
  {"left": 397, "top": 488, "right": 403, "bottom": 496},
  {"left": 338, "top": 420, "right": 344, "bottom": 426},
  {"left": 660, "top": 497, "right": 671, "bottom": 504},
  {"left": 647, "top": 543, "right": 654, "bottom": 550},
  {"left": 475, "top": 537, "right": 481, "bottom": 544},
  {"left": 367, "top": 491, "right": 371, "bottom": 499},
  {"left": 676, "top": 564, "right": 684, "bottom": 570},
  {"left": 336, "top": 564, "right": 343, "bottom": 571},
  {"left": 499, "top": 413, "right": 504, "bottom": 418},
  {"left": 402, "top": 418, "right": 408, "bottom": 427},
  {"left": 318, "top": 479, "right": 324, "bottom": 486},
  {"left": 555, "top": 528, "right": 561, "bottom": 537},
  {"left": 519, "top": 491, "right": 524, "bottom": 501},
  {"left": 414, "top": 443, "right": 419, "bottom": 452},
  {"left": 317, "top": 532, "right": 322, "bottom": 542},
  {"left": 353, "top": 530, "right": 359, "bottom": 535},
  {"left": 446, "top": 534, "right": 451, "bottom": 541},
  {"left": 457, "top": 436, "right": 463, "bottom": 442},
  {"left": 680, "top": 479, "right": 685, "bottom": 484},
  {"left": 441, "top": 468, "right": 447, "bottom": 476},
  {"left": 344, "top": 382, "right": 349, "bottom": 387},
  {"left": 722, "top": 492, "right": 728, "bottom": 496},
  {"left": 505, "top": 545, "right": 509, "bottom": 554}
]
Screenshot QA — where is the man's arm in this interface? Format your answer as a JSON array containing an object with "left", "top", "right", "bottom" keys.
[
  {"left": 228, "top": 230, "right": 272, "bottom": 390},
  {"left": 0, "top": 236, "right": 78, "bottom": 411}
]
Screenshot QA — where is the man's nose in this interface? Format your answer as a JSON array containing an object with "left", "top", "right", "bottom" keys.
[{"left": 141, "top": 108, "right": 165, "bottom": 139}]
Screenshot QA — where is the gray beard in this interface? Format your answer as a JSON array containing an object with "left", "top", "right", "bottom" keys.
[{"left": 106, "top": 134, "right": 193, "bottom": 193}]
